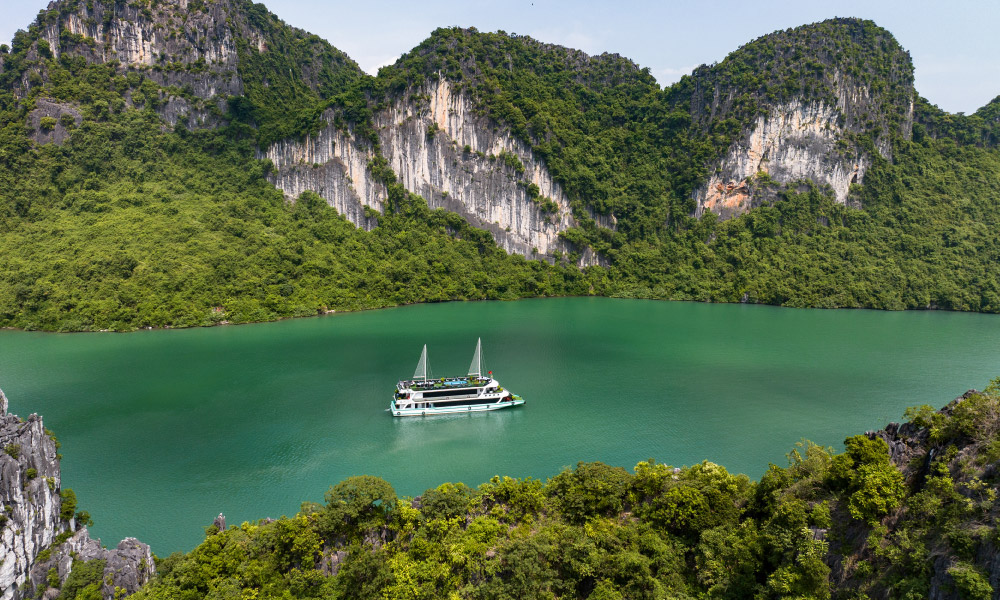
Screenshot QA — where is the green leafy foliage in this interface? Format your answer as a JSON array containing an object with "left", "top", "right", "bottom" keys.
[
  {"left": 1, "top": 7, "right": 1000, "bottom": 330},
  {"left": 56, "top": 558, "right": 105, "bottom": 600},
  {"left": 129, "top": 459, "right": 818, "bottom": 600},
  {"left": 947, "top": 563, "right": 994, "bottom": 600},
  {"left": 233, "top": 0, "right": 365, "bottom": 147},
  {"left": 0, "top": 105, "right": 597, "bottom": 331},
  {"left": 59, "top": 488, "right": 77, "bottom": 521},
  {"left": 114, "top": 379, "right": 1000, "bottom": 599},
  {"left": 418, "top": 482, "right": 473, "bottom": 521},
  {"left": 317, "top": 475, "right": 398, "bottom": 542},
  {"left": 847, "top": 462, "right": 905, "bottom": 524},
  {"left": 546, "top": 461, "right": 631, "bottom": 523}
]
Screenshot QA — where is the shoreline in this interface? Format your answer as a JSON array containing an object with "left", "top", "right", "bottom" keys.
[{"left": 0, "top": 293, "right": 988, "bottom": 334}]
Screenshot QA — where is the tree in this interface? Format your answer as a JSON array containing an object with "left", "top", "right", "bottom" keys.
[
  {"left": 59, "top": 488, "right": 77, "bottom": 521},
  {"left": 318, "top": 475, "right": 398, "bottom": 541},
  {"left": 546, "top": 461, "right": 632, "bottom": 523},
  {"left": 848, "top": 462, "right": 905, "bottom": 524},
  {"left": 419, "top": 482, "right": 472, "bottom": 521}
]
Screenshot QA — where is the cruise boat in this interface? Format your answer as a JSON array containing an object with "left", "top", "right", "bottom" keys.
[{"left": 389, "top": 338, "right": 525, "bottom": 417}]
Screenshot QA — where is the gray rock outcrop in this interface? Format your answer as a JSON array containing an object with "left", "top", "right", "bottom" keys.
[
  {"left": 0, "top": 388, "right": 67, "bottom": 600},
  {"left": 854, "top": 390, "right": 997, "bottom": 600},
  {"left": 26, "top": 99, "right": 82, "bottom": 146},
  {"left": 32, "top": 0, "right": 252, "bottom": 129},
  {"left": 38, "top": 0, "right": 250, "bottom": 96},
  {"left": 693, "top": 73, "right": 913, "bottom": 219},
  {"left": 262, "top": 123, "right": 386, "bottom": 230},
  {"left": 0, "top": 387, "right": 153, "bottom": 600},
  {"left": 262, "top": 79, "right": 608, "bottom": 266},
  {"left": 25, "top": 529, "right": 154, "bottom": 600}
]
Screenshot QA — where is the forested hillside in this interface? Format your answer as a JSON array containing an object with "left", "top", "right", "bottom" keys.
[
  {"left": 1, "top": 2, "right": 1000, "bottom": 331},
  {"left": 62, "top": 383, "right": 993, "bottom": 600}
]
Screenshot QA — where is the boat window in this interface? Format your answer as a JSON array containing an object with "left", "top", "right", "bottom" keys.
[{"left": 421, "top": 388, "right": 477, "bottom": 399}]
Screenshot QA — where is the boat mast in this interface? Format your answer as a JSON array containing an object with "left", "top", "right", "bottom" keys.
[
  {"left": 468, "top": 338, "right": 482, "bottom": 378},
  {"left": 414, "top": 344, "right": 428, "bottom": 381}
]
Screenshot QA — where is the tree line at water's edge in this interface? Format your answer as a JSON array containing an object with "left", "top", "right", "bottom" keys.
[
  {"left": 31, "top": 380, "right": 1000, "bottom": 600},
  {"left": 2, "top": 9, "right": 1000, "bottom": 330}
]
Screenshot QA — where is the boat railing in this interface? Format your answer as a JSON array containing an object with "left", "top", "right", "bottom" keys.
[{"left": 398, "top": 377, "right": 490, "bottom": 390}]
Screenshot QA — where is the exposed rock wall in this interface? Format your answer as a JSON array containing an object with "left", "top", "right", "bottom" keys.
[
  {"left": 376, "top": 80, "right": 585, "bottom": 261},
  {"left": 262, "top": 79, "right": 605, "bottom": 265},
  {"left": 0, "top": 388, "right": 152, "bottom": 600},
  {"left": 694, "top": 74, "right": 912, "bottom": 219},
  {"left": 28, "top": 2, "right": 603, "bottom": 263},
  {"left": 258, "top": 123, "right": 385, "bottom": 230},
  {"left": 34, "top": 0, "right": 249, "bottom": 129},
  {"left": 26, "top": 99, "right": 82, "bottom": 146},
  {"left": 848, "top": 391, "right": 998, "bottom": 600},
  {"left": 39, "top": 0, "right": 248, "bottom": 98},
  {"left": 695, "top": 100, "right": 865, "bottom": 218},
  {"left": 0, "top": 388, "right": 66, "bottom": 600},
  {"left": 26, "top": 529, "right": 154, "bottom": 600}
]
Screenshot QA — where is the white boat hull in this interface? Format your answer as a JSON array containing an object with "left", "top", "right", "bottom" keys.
[{"left": 389, "top": 398, "right": 524, "bottom": 417}]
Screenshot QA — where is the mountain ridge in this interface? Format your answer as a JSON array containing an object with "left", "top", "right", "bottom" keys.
[{"left": 3, "top": 2, "right": 1000, "bottom": 330}]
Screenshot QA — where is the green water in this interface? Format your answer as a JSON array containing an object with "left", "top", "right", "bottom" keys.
[{"left": 1, "top": 298, "right": 999, "bottom": 554}]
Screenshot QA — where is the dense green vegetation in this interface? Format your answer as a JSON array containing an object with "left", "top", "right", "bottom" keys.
[
  {"left": 2, "top": 3, "right": 1000, "bottom": 330},
  {"left": 376, "top": 19, "right": 913, "bottom": 242},
  {"left": 0, "top": 2, "right": 601, "bottom": 331},
  {"left": 232, "top": 0, "right": 366, "bottom": 147},
  {"left": 0, "top": 106, "right": 596, "bottom": 330},
  {"left": 40, "top": 383, "right": 979, "bottom": 599},
  {"left": 604, "top": 134, "right": 1000, "bottom": 311}
]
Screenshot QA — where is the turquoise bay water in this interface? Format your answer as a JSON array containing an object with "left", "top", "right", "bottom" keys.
[{"left": 1, "top": 298, "right": 999, "bottom": 554}]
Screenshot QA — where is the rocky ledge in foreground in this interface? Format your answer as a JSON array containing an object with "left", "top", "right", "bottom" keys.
[{"left": 0, "top": 387, "right": 153, "bottom": 600}]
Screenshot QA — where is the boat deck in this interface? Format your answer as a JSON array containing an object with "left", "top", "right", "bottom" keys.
[{"left": 397, "top": 376, "right": 491, "bottom": 391}]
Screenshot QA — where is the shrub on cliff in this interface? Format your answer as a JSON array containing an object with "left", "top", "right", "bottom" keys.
[
  {"left": 419, "top": 482, "right": 473, "bottom": 521},
  {"left": 546, "top": 461, "right": 632, "bottom": 523},
  {"left": 59, "top": 489, "right": 77, "bottom": 521},
  {"left": 316, "top": 475, "right": 398, "bottom": 542}
]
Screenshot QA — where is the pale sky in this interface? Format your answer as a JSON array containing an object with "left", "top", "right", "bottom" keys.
[{"left": 2, "top": 0, "right": 998, "bottom": 114}]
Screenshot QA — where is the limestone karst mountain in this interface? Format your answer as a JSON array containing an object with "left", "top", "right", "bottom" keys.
[{"left": 2, "top": 1, "right": 1000, "bottom": 331}]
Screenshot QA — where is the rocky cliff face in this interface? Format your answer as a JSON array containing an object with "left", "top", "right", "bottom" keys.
[
  {"left": 26, "top": 0, "right": 263, "bottom": 129},
  {"left": 833, "top": 390, "right": 1000, "bottom": 600},
  {"left": 259, "top": 120, "right": 385, "bottom": 230},
  {"left": 25, "top": 529, "right": 154, "bottom": 600},
  {"left": 695, "top": 100, "right": 860, "bottom": 218},
  {"left": 25, "top": 2, "right": 598, "bottom": 263},
  {"left": 263, "top": 79, "right": 604, "bottom": 265},
  {"left": 25, "top": 99, "right": 82, "bottom": 147},
  {"left": 38, "top": 0, "right": 249, "bottom": 95},
  {"left": 377, "top": 80, "right": 588, "bottom": 262},
  {"left": 0, "top": 388, "right": 152, "bottom": 600},
  {"left": 694, "top": 75, "right": 912, "bottom": 219},
  {"left": 13, "top": 6, "right": 929, "bottom": 266},
  {"left": 0, "top": 388, "right": 66, "bottom": 600}
]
